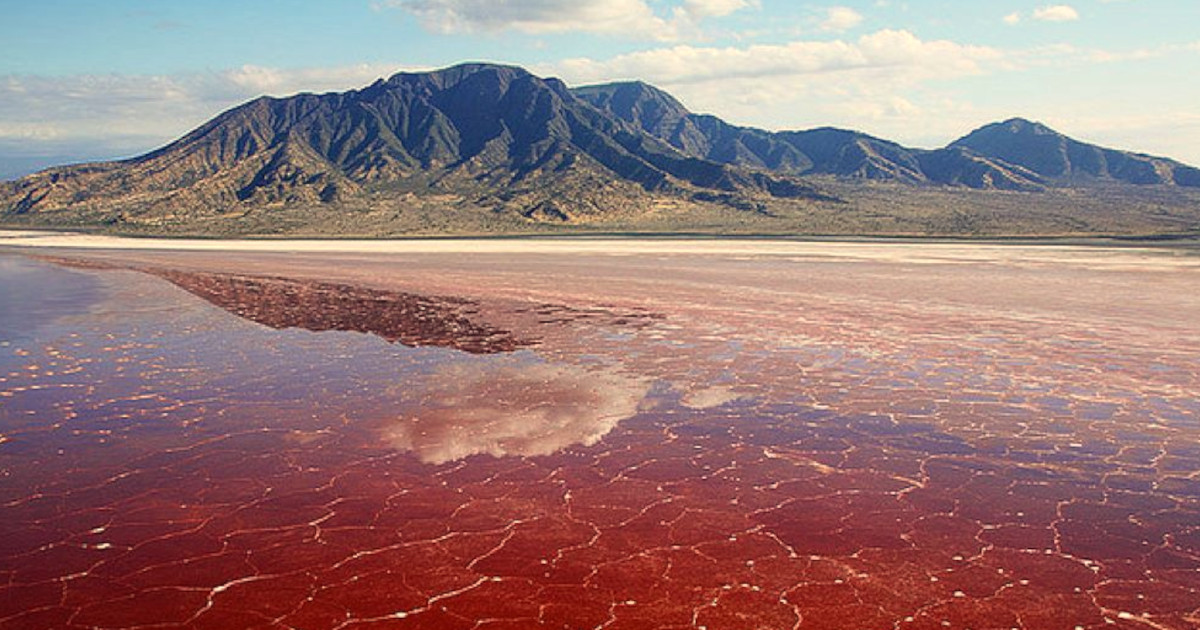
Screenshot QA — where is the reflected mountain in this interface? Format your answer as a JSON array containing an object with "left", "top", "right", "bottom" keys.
[
  {"left": 383, "top": 361, "right": 651, "bottom": 464},
  {"left": 154, "top": 269, "right": 535, "bottom": 354}
]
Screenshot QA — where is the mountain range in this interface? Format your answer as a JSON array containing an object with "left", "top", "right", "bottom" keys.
[{"left": 3, "top": 63, "right": 1198, "bottom": 237}]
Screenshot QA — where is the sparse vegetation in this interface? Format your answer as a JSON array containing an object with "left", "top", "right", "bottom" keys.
[{"left": 3, "top": 63, "right": 1199, "bottom": 239}]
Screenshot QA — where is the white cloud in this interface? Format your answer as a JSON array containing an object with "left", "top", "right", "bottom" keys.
[
  {"left": 820, "top": 6, "right": 864, "bottom": 32},
  {"left": 381, "top": 0, "right": 755, "bottom": 41},
  {"left": 547, "top": 30, "right": 1001, "bottom": 87},
  {"left": 1012, "top": 40, "right": 1200, "bottom": 66},
  {"left": 222, "top": 63, "right": 405, "bottom": 94},
  {"left": 1003, "top": 12, "right": 1021, "bottom": 25},
  {"left": 383, "top": 361, "right": 649, "bottom": 464},
  {"left": 681, "top": 0, "right": 756, "bottom": 19},
  {"left": 541, "top": 29, "right": 1007, "bottom": 152},
  {"left": 1032, "top": 5, "right": 1080, "bottom": 22},
  {"left": 0, "top": 121, "right": 64, "bottom": 141},
  {"left": 390, "top": 0, "right": 668, "bottom": 37},
  {"left": 0, "top": 64, "right": 410, "bottom": 169}
]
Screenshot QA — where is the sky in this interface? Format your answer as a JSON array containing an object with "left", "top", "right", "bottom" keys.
[{"left": 2, "top": 0, "right": 1199, "bottom": 178}]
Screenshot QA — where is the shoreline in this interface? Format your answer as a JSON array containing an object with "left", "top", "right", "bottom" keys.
[
  {"left": 3, "top": 226, "right": 1199, "bottom": 249},
  {"left": 4, "top": 229, "right": 1200, "bottom": 278}
]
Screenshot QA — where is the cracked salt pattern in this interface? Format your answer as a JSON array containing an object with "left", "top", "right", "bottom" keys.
[{"left": 1, "top": 247, "right": 1199, "bottom": 630}]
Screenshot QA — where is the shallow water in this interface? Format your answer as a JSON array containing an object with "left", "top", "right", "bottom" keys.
[
  {"left": 1, "top": 250, "right": 1199, "bottom": 629},
  {"left": 0, "top": 257, "right": 103, "bottom": 343}
]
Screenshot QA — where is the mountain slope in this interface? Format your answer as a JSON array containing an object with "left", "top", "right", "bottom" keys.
[
  {"left": 952, "top": 118, "right": 1200, "bottom": 187},
  {"left": 573, "top": 81, "right": 1047, "bottom": 190},
  {"left": 3, "top": 64, "right": 1199, "bottom": 237},
  {"left": 2, "top": 64, "right": 825, "bottom": 224}
]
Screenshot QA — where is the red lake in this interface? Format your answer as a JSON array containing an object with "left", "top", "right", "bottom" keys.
[{"left": 1, "top": 238, "right": 1198, "bottom": 630}]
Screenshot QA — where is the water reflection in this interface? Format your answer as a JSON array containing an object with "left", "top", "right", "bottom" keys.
[
  {"left": 678, "top": 384, "right": 745, "bottom": 409},
  {"left": 153, "top": 269, "right": 535, "bottom": 354},
  {"left": 0, "top": 256, "right": 102, "bottom": 343},
  {"left": 6, "top": 252, "right": 1200, "bottom": 629},
  {"left": 383, "top": 361, "right": 651, "bottom": 464}
]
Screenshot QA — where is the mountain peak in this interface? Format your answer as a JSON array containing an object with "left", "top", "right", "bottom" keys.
[
  {"left": 980, "top": 117, "right": 1061, "bottom": 138},
  {"left": 389, "top": 62, "right": 530, "bottom": 81},
  {"left": 573, "top": 80, "right": 686, "bottom": 106},
  {"left": 2, "top": 62, "right": 828, "bottom": 226},
  {"left": 382, "top": 62, "right": 534, "bottom": 92},
  {"left": 953, "top": 116, "right": 1199, "bottom": 184},
  {"left": 572, "top": 80, "right": 692, "bottom": 135}
]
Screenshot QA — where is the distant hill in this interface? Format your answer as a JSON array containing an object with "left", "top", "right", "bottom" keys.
[
  {"left": 574, "top": 81, "right": 1200, "bottom": 192},
  {"left": 3, "top": 63, "right": 1198, "bottom": 237},
  {"left": 951, "top": 117, "right": 1200, "bottom": 187}
]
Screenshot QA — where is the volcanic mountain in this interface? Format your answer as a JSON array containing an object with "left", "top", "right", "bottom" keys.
[
  {"left": 1, "top": 64, "right": 825, "bottom": 227},
  {"left": 3, "top": 63, "right": 1198, "bottom": 236}
]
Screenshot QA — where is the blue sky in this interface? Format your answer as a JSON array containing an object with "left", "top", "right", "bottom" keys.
[{"left": 2, "top": 0, "right": 1199, "bottom": 177}]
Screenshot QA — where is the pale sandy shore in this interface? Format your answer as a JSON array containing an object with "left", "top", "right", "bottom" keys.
[
  {"left": 2, "top": 228, "right": 1198, "bottom": 271},
  {"left": 5, "top": 227, "right": 1200, "bottom": 345}
]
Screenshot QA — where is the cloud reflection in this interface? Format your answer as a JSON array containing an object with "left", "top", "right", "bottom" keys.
[
  {"left": 384, "top": 361, "right": 650, "bottom": 464},
  {"left": 679, "top": 385, "right": 744, "bottom": 409}
]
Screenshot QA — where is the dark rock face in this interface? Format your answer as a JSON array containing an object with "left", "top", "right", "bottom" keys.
[
  {"left": 576, "top": 82, "right": 810, "bottom": 174},
  {"left": 951, "top": 118, "right": 1200, "bottom": 187},
  {"left": 915, "top": 146, "right": 1046, "bottom": 191},
  {"left": 574, "top": 82, "right": 1048, "bottom": 189}
]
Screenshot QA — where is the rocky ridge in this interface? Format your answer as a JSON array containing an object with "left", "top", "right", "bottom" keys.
[{"left": 3, "top": 63, "right": 1198, "bottom": 236}]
